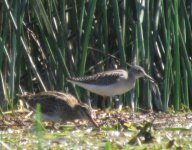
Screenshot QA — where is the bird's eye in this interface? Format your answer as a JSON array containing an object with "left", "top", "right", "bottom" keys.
[
  {"left": 137, "top": 69, "right": 143, "bottom": 74},
  {"left": 136, "top": 69, "right": 141, "bottom": 72}
]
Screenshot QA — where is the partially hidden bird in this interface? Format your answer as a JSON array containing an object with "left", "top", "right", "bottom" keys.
[{"left": 18, "top": 91, "right": 99, "bottom": 127}]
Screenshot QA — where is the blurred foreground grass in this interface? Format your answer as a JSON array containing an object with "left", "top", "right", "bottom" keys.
[{"left": 0, "top": 109, "right": 192, "bottom": 149}]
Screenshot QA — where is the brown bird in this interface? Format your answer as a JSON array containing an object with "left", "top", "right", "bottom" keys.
[{"left": 19, "top": 91, "right": 99, "bottom": 128}]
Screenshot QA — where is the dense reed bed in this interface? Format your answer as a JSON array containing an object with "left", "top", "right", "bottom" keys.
[{"left": 0, "top": 0, "right": 191, "bottom": 111}]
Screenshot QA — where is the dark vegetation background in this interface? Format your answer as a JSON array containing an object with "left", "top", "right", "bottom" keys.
[{"left": 0, "top": 0, "right": 191, "bottom": 111}]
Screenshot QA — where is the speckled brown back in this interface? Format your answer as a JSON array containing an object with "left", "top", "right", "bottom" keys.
[{"left": 20, "top": 91, "right": 79, "bottom": 114}]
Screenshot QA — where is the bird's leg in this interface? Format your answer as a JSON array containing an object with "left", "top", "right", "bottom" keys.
[
  {"left": 114, "top": 96, "right": 123, "bottom": 111},
  {"left": 101, "top": 96, "right": 113, "bottom": 110},
  {"left": 106, "top": 97, "right": 113, "bottom": 110},
  {"left": 101, "top": 96, "right": 106, "bottom": 110},
  {"left": 24, "top": 110, "right": 34, "bottom": 120},
  {"left": 87, "top": 92, "right": 92, "bottom": 108}
]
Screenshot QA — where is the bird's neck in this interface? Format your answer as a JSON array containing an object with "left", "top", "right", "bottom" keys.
[
  {"left": 128, "top": 71, "right": 136, "bottom": 81},
  {"left": 126, "top": 71, "right": 137, "bottom": 90}
]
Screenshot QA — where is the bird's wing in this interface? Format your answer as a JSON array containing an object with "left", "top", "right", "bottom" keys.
[
  {"left": 20, "top": 93, "right": 74, "bottom": 113},
  {"left": 44, "top": 91, "right": 79, "bottom": 107},
  {"left": 68, "top": 69, "right": 126, "bottom": 85}
]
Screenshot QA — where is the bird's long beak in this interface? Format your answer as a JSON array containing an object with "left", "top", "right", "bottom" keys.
[
  {"left": 144, "top": 73, "right": 155, "bottom": 82},
  {"left": 87, "top": 114, "right": 99, "bottom": 128}
]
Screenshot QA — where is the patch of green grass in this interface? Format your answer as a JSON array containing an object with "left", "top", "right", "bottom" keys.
[
  {"left": 0, "top": 127, "right": 192, "bottom": 149},
  {"left": 1, "top": 0, "right": 192, "bottom": 112},
  {"left": 34, "top": 104, "right": 45, "bottom": 150},
  {"left": 0, "top": 110, "right": 192, "bottom": 149}
]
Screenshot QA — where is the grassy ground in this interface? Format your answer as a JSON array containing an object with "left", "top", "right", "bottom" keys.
[
  {"left": 0, "top": 109, "right": 192, "bottom": 149},
  {"left": 0, "top": 1, "right": 192, "bottom": 149}
]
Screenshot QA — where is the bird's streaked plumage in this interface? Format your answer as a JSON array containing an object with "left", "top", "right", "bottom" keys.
[
  {"left": 67, "top": 65, "right": 154, "bottom": 96},
  {"left": 19, "top": 91, "right": 99, "bottom": 127}
]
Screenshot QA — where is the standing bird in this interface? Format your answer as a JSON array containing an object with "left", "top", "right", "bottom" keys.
[
  {"left": 67, "top": 65, "right": 154, "bottom": 97},
  {"left": 18, "top": 91, "right": 99, "bottom": 128}
]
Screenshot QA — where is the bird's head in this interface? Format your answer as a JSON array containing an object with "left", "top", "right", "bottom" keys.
[
  {"left": 129, "top": 65, "right": 154, "bottom": 82},
  {"left": 75, "top": 104, "right": 99, "bottom": 128}
]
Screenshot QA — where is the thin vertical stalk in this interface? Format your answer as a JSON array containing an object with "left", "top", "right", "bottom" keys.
[
  {"left": 135, "top": 0, "right": 146, "bottom": 108},
  {"left": 102, "top": 0, "right": 108, "bottom": 54},
  {"left": 181, "top": 60, "right": 189, "bottom": 108},
  {"left": 9, "top": 32, "right": 16, "bottom": 107},
  {"left": 179, "top": 29, "right": 192, "bottom": 98},
  {"left": 162, "top": 0, "right": 172, "bottom": 111},
  {"left": 112, "top": 0, "right": 127, "bottom": 68},
  {"left": 181, "top": 0, "right": 192, "bottom": 48},
  {"left": 80, "top": 0, "right": 97, "bottom": 75},
  {"left": 134, "top": 24, "right": 140, "bottom": 111},
  {"left": 143, "top": 0, "right": 152, "bottom": 109},
  {"left": 173, "top": 1, "right": 180, "bottom": 111},
  {"left": 122, "top": 0, "right": 126, "bottom": 44},
  {"left": 79, "top": 0, "right": 86, "bottom": 38}
]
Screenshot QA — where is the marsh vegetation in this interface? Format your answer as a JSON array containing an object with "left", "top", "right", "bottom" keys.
[{"left": 0, "top": 0, "right": 192, "bottom": 149}]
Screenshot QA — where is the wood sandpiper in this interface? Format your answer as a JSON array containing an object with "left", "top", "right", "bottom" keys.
[
  {"left": 67, "top": 65, "right": 154, "bottom": 96},
  {"left": 19, "top": 91, "right": 99, "bottom": 127}
]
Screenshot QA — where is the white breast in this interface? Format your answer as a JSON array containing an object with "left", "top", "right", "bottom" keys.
[{"left": 77, "top": 79, "right": 135, "bottom": 96}]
